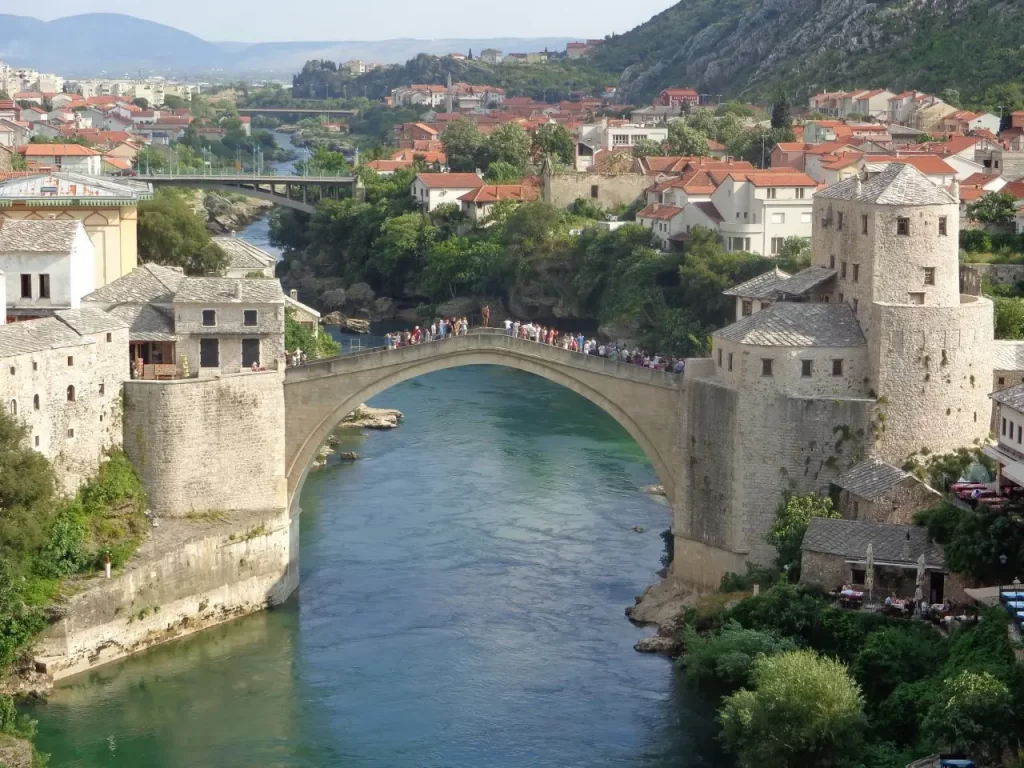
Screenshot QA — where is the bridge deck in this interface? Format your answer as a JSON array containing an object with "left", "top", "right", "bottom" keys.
[
  {"left": 286, "top": 328, "right": 685, "bottom": 390},
  {"left": 137, "top": 174, "right": 356, "bottom": 185}
]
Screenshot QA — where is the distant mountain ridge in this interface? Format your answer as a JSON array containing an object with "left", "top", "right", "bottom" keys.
[{"left": 0, "top": 13, "right": 578, "bottom": 75}]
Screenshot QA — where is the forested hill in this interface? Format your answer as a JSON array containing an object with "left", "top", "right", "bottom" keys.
[{"left": 588, "top": 0, "right": 1024, "bottom": 103}]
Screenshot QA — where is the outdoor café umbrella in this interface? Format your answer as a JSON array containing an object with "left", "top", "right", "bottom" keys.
[{"left": 865, "top": 543, "right": 874, "bottom": 603}]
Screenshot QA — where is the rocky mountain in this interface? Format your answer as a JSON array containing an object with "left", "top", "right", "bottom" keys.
[
  {"left": 0, "top": 13, "right": 576, "bottom": 76},
  {"left": 590, "top": 0, "right": 1024, "bottom": 103}
]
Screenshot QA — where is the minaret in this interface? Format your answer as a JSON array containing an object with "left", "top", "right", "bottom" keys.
[{"left": 445, "top": 72, "right": 454, "bottom": 114}]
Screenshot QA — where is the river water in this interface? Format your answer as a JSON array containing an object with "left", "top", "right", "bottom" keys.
[{"left": 29, "top": 134, "right": 720, "bottom": 767}]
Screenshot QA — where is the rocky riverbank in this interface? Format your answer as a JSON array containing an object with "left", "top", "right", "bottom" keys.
[
  {"left": 339, "top": 405, "right": 403, "bottom": 430},
  {"left": 0, "top": 735, "right": 33, "bottom": 768},
  {"left": 187, "top": 190, "right": 273, "bottom": 235}
]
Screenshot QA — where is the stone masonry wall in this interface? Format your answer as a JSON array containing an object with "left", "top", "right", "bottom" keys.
[
  {"left": 36, "top": 508, "right": 298, "bottom": 680},
  {"left": 122, "top": 371, "right": 286, "bottom": 516},
  {"left": 799, "top": 550, "right": 848, "bottom": 591},
  {"left": 543, "top": 171, "right": 649, "bottom": 210}
]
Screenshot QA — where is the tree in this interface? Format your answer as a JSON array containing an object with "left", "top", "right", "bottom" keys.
[
  {"left": 994, "top": 297, "right": 1024, "bottom": 339},
  {"left": 132, "top": 145, "right": 167, "bottom": 173},
  {"left": 484, "top": 160, "right": 522, "bottom": 184},
  {"left": 666, "top": 122, "right": 710, "bottom": 156},
  {"left": 485, "top": 122, "right": 531, "bottom": 172},
  {"left": 367, "top": 213, "right": 436, "bottom": 295},
  {"left": 631, "top": 138, "right": 664, "bottom": 158},
  {"left": 162, "top": 94, "right": 187, "bottom": 110},
  {"left": 442, "top": 118, "right": 484, "bottom": 172},
  {"left": 766, "top": 493, "right": 841, "bottom": 576},
  {"left": 852, "top": 626, "right": 947, "bottom": 707},
  {"left": 686, "top": 108, "right": 717, "bottom": 138},
  {"left": 923, "top": 670, "right": 1015, "bottom": 762},
  {"left": 771, "top": 89, "right": 792, "bottom": 131},
  {"left": 681, "top": 620, "right": 798, "bottom": 695},
  {"left": 940, "top": 88, "right": 962, "bottom": 109},
  {"left": 131, "top": 97, "right": 149, "bottom": 110},
  {"left": 530, "top": 123, "right": 574, "bottom": 164},
  {"left": 421, "top": 237, "right": 487, "bottom": 299},
  {"left": 775, "top": 236, "right": 811, "bottom": 272},
  {"left": 285, "top": 308, "right": 339, "bottom": 359},
  {"left": 966, "top": 191, "right": 1018, "bottom": 225},
  {"left": 719, "top": 650, "right": 866, "bottom": 768},
  {"left": 137, "top": 189, "right": 227, "bottom": 275}
]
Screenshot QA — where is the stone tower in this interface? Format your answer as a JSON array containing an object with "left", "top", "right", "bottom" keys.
[
  {"left": 445, "top": 72, "right": 454, "bottom": 114},
  {"left": 813, "top": 164, "right": 993, "bottom": 464}
]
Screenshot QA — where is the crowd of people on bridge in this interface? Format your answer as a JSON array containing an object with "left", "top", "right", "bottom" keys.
[{"left": 374, "top": 310, "right": 685, "bottom": 374}]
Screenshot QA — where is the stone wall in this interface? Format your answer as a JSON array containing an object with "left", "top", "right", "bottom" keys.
[
  {"left": 36, "top": 508, "right": 298, "bottom": 680},
  {"left": 840, "top": 479, "right": 942, "bottom": 524},
  {"left": 174, "top": 302, "right": 286, "bottom": 375},
  {"left": 122, "top": 371, "right": 287, "bottom": 516},
  {"left": 800, "top": 550, "right": 848, "bottom": 591},
  {"left": 543, "top": 171, "right": 649, "bottom": 211},
  {"left": 963, "top": 263, "right": 1024, "bottom": 286}
]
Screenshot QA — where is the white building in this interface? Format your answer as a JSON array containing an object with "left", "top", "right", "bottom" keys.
[
  {"left": 0, "top": 220, "right": 95, "bottom": 320},
  {"left": 20, "top": 144, "right": 103, "bottom": 175},
  {"left": 411, "top": 173, "right": 484, "bottom": 212},
  {"left": 638, "top": 169, "right": 818, "bottom": 255}
]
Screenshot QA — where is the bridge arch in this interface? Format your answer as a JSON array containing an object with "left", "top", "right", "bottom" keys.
[{"left": 283, "top": 333, "right": 686, "bottom": 511}]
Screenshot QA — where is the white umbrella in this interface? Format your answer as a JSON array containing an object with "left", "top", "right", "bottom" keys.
[
  {"left": 916, "top": 553, "right": 927, "bottom": 607},
  {"left": 865, "top": 543, "right": 875, "bottom": 603}
]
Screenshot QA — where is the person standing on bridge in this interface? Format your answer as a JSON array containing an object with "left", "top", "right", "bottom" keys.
[
  {"left": 504, "top": 318, "right": 513, "bottom": 336},
  {"left": 481, "top": 304, "right": 491, "bottom": 328}
]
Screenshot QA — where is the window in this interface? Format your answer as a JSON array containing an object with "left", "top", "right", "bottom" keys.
[
  {"left": 32, "top": 361, "right": 36, "bottom": 371},
  {"left": 896, "top": 217, "right": 910, "bottom": 235},
  {"left": 853, "top": 298, "right": 859, "bottom": 312},
  {"left": 38, "top": 274, "right": 51, "bottom": 300},
  {"left": 841, "top": 261, "right": 847, "bottom": 279},
  {"left": 767, "top": 188, "right": 777, "bottom": 199},
  {"left": 33, "top": 394, "right": 39, "bottom": 410},
  {"left": 999, "top": 377, "right": 1006, "bottom": 386},
  {"left": 8, "top": 400, "right": 15, "bottom": 416},
  {"left": 200, "top": 338, "right": 220, "bottom": 368},
  {"left": 861, "top": 214, "right": 868, "bottom": 234},
  {"left": 839, "top": 292, "right": 844, "bottom": 303},
  {"left": 612, "top": 134, "right": 629, "bottom": 146},
  {"left": 938, "top": 216, "right": 947, "bottom": 236},
  {"left": 34, "top": 436, "right": 39, "bottom": 447},
  {"left": 728, "top": 353, "right": 733, "bottom": 372},
  {"left": 852, "top": 264, "right": 860, "bottom": 283},
  {"left": 736, "top": 212, "right": 741, "bottom": 219},
  {"left": 718, "top": 349, "right": 723, "bottom": 367},
  {"left": 743, "top": 212, "right": 748, "bottom": 220},
  {"left": 1004, "top": 417, "right": 1008, "bottom": 436},
  {"left": 853, "top": 501, "right": 860, "bottom": 517},
  {"left": 829, "top": 254, "right": 836, "bottom": 268},
  {"left": 801, "top": 359, "right": 813, "bottom": 378},
  {"left": 771, "top": 212, "right": 785, "bottom": 224},
  {"left": 837, "top": 212, "right": 845, "bottom": 230},
  {"left": 7, "top": 366, "right": 12, "bottom": 376},
  {"left": 832, "top": 359, "right": 844, "bottom": 377},
  {"left": 201, "top": 310, "right": 217, "bottom": 327},
  {"left": 742, "top": 300, "right": 753, "bottom": 317},
  {"left": 99, "top": 383, "right": 105, "bottom": 395},
  {"left": 67, "top": 356, "right": 73, "bottom": 366},
  {"left": 243, "top": 310, "right": 258, "bottom": 327},
  {"left": 796, "top": 188, "right": 805, "bottom": 199},
  {"left": 66, "top": 385, "right": 75, "bottom": 402},
  {"left": 20, "top": 274, "right": 31, "bottom": 299},
  {"left": 770, "top": 237, "right": 785, "bottom": 254},
  {"left": 590, "top": 185, "right": 599, "bottom": 199},
  {"left": 242, "top": 339, "right": 261, "bottom": 368},
  {"left": 909, "top": 292, "right": 925, "bottom": 304},
  {"left": 67, "top": 428, "right": 74, "bottom": 439},
  {"left": 851, "top": 569, "right": 866, "bottom": 586},
  {"left": 923, "top": 267, "right": 935, "bottom": 286},
  {"left": 801, "top": 211, "right": 811, "bottom": 224},
  {"left": 761, "top": 358, "right": 774, "bottom": 377},
  {"left": 105, "top": 332, "right": 112, "bottom": 342}
]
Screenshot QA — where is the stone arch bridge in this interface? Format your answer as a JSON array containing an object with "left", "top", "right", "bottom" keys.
[{"left": 283, "top": 330, "right": 686, "bottom": 507}]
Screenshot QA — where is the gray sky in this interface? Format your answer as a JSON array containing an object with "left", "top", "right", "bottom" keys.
[{"left": 24, "top": 1, "right": 675, "bottom": 42}]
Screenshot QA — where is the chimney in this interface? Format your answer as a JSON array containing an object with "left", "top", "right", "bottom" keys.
[
  {"left": 290, "top": 289, "right": 298, "bottom": 300},
  {"left": 854, "top": 173, "right": 863, "bottom": 196},
  {"left": 900, "top": 531, "right": 911, "bottom": 563},
  {"left": 652, "top": 202, "right": 660, "bottom": 211},
  {"left": 230, "top": 229, "right": 236, "bottom": 238},
  {"left": 234, "top": 281, "right": 242, "bottom": 300},
  {"left": 950, "top": 177, "right": 960, "bottom": 200}
]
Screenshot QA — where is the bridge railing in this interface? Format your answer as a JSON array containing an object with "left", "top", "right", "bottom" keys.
[
  {"left": 136, "top": 170, "right": 356, "bottom": 181},
  {"left": 290, "top": 327, "right": 686, "bottom": 387}
]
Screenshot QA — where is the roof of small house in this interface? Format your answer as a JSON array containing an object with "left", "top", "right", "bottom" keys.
[
  {"left": 773, "top": 265, "right": 837, "bottom": 297},
  {"left": 835, "top": 457, "right": 919, "bottom": 500},
  {"left": 990, "top": 382, "right": 1024, "bottom": 410},
  {"left": 722, "top": 267, "right": 792, "bottom": 299},
  {"left": 106, "top": 303, "right": 177, "bottom": 342},
  {"left": 802, "top": 518, "right": 945, "bottom": 569},
  {"left": 52, "top": 307, "right": 127, "bottom": 335},
  {"left": 0, "top": 219, "right": 81, "bottom": 252},
  {"left": 714, "top": 302, "right": 865, "bottom": 348},
  {"left": 815, "top": 163, "right": 956, "bottom": 206},
  {"left": 82, "top": 263, "right": 186, "bottom": 304},
  {"left": 414, "top": 172, "right": 484, "bottom": 189},
  {"left": 636, "top": 203, "right": 683, "bottom": 220},
  {"left": 211, "top": 236, "right": 277, "bottom": 271},
  {"left": 0, "top": 317, "right": 84, "bottom": 357},
  {"left": 172, "top": 276, "right": 284, "bottom": 304},
  {"left": 993, "top": 340, "right": 1024, "bottom": 370}
]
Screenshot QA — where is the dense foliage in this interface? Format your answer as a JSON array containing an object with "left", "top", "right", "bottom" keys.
[
  {"left": 137, "top": 189, "right": 227, "bottom": 275},
  {"left": 915, "top": 502, "right": 1024, "bottom": 584},
  {"left": 679, "top": 583, "right": 1024, "bottom": 767},
  {"left": 766, "top": 493, "right": 841, "bottom": 577},
  {"left": 285, "top": 308, "right": 341, "bottom": 359}
]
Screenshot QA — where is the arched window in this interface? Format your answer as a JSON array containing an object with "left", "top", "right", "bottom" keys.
[
  {"left": 9, "top": 400, "right": 16, "bottom": 416},
  {"left": 67, "top": 385, "right": 76, "bottom": 403},
  {"left": 33, "top": 394, "right": 39, "bottom": 410}
]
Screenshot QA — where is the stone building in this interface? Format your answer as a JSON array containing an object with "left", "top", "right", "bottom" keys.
[
  {"left": 800, "top": 517, "right": 961, "bottom": 604},
  {"left": 82, "top": 263, "right": 286, "bottom": 377},
  {"left": 832, "top": 457, "right": 942, "bottom": 524},
  {"left": 212, "top": 235, "right": 276, "bottom": 279},
  {"left": 675, "top": 163, "right": 1004, "bottom": 578},
  {"left": 0, "top": 172, "right": 151, "bottom": 290},
  {"left": 0, "top": 307, "right": 128, "bottom": 490}
]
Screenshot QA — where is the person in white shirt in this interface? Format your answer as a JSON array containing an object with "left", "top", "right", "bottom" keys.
[{"left": 504, "top": 318, "right": 513, "bottom": 336}]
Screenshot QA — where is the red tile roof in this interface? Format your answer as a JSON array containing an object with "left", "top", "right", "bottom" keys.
[
  {"left": 637, "top": 203, "right": 684, "bottom": 220},
  {"left": 20, "top": 143, "right": 100, "bottom": 156},
  {"left": 1003, "top": 181, "right": 1024, "bottom": 200},
  {"left": 414, "top": 172, "right": 484, "bottom": 189},
  {"left": 459, "top": 185, "right": 538, "bottom": 203},
  {"left": 367, "top": 160, "right": 413, "bottom": 172},
  {"left": 866, "top": 155, "right": 956, "bottom": 175},
  {"left": 692, "top": 201, "right": 724, "bottom": 223}
]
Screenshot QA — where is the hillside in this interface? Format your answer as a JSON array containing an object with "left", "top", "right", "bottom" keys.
[{"left": 590, "top": 0, "right": 1024, "bottom": 103}]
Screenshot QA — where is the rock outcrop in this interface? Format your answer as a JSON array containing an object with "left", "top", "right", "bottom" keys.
[
  {"left": 634, "top": 635, "right": 682, "bottom": 654},
  {"left": 321, "top": 312, "right": 370, "bottom": 334},
  {"left": 339, "top": 405, "right": 403, "bottom": 430},
  {"left": 203, "top": 192, "right": 272, "bottom": 234},
  {"left": 0, "top": 735, "right": 34, "bottom": 768}
]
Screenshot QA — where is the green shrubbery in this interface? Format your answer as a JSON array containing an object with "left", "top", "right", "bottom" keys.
[{"left": 676, "top": 583, "right": 1024, "bottom": 766}]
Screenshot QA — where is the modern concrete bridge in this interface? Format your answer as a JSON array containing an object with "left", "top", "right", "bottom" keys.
[
  {"left": 135, "top": 173, "right": 358, "bottom": 213},
  {"left": 282, "top": 329, "right": 686, "bottom": 509}
]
